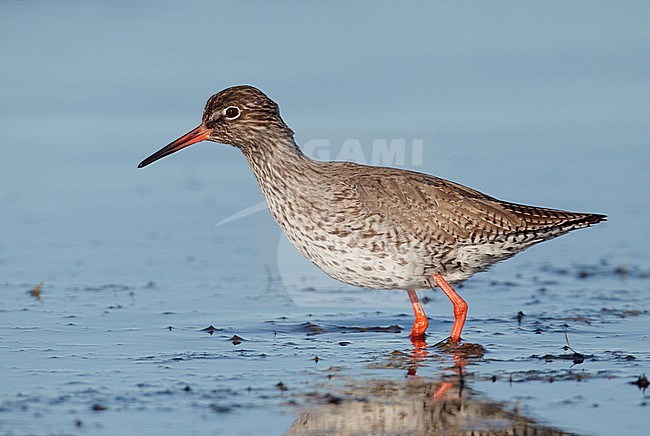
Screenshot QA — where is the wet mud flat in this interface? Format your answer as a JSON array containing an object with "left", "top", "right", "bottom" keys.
[{"left": 0, "top": 260, "right": 648, "bottom": 435}]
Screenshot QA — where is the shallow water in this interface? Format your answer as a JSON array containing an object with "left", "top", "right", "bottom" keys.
[
  {"left": 2, "top": 262, "right": 648, "bottom": 434},
  {"left": 1, "top": 2, "right": 649, "bottom": 435}
]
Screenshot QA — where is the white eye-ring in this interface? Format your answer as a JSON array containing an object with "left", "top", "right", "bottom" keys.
[{"left": 223, "top": 106, "right": 241, "bottom": 120}]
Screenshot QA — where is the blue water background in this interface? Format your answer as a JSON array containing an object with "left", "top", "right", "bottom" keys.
[{"left": 1, "top": 2, "right": 648, "bottom": 435}]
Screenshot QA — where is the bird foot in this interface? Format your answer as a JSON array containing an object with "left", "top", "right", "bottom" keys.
[
  {"left": 433, "top": 336, "right": 462, "bottom": 348},
  {"left": 409, "top": 318, "right": 429, "bottom": 339},
  {"left": 409, "top": 328, "right": 427, "bottom": 341},
  {"left": 409, "top": 331, "right": 428, "bottom": 345}
]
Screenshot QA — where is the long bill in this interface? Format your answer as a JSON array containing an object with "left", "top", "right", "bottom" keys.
[{"left": 138, "top": 124, "right": 211, "bottom": 168}]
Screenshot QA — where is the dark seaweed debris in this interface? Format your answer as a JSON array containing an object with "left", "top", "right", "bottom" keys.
[
  {"left": 630, "top": 374, "right": 649, "bottom": 392},
  {"left": 201, "top": 325, "right": 218, "bottom": 335},
  {"left": 535, "top": 353, "right": 589, "bottom": 365},
  {"left": 517, "top": 311, "right": 525, "bottom": 324},
  {"left": 339, "top": 325, "right": 401, "bottom": 333}
]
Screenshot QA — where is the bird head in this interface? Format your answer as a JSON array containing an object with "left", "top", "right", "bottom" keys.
[{"left": 138, "top": 85, "right": 293, "bottom": 168}]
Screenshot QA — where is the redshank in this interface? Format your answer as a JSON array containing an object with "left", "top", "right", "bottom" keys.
[{"left": 138, "top": 85, "right": 606, "bottom": 343}]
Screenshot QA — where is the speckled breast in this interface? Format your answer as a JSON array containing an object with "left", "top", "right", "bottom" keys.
[{"left": 262, "top": 189, "right": 433, "bottom": 290}]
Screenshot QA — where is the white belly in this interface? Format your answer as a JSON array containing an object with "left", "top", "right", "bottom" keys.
[{"left": 274, "top": 207, "right": 429, "bottom": 290}]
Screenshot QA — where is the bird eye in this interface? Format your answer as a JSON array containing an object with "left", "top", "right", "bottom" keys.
[{"left": 224, "top": 106, "right": 241, "bottom": 120}]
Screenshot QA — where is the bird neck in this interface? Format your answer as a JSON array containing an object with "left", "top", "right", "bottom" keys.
[{"left": 242, "top": 136, "right": 314, "bottom": 192}]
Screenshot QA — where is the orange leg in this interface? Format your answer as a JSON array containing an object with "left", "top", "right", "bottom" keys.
[
  {"left": 432, "top": 273, "right": 468, "bottom": 343},
  {"left": 407, "top": 289, "right": 429, "bottom": 338}
]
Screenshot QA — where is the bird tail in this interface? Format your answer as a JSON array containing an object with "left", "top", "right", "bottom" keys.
[
  {"left": 500, "top": 201, "right": 607, "bottom": 230},
  {"left": 494, "top": 201, "right": 607, "bottom": 243}
]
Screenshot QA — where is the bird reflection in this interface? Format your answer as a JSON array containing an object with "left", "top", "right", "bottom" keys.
[
  {"left": 408, "top": 335, "right": 485, "bottom": 377},
  {"left": 287, "top": 340, "right": 572, "bottom": 435}
]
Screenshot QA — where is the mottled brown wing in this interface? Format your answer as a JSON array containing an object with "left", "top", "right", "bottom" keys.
[{"left": 352, "top": 168, "right": 604, "bottom": 245}]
